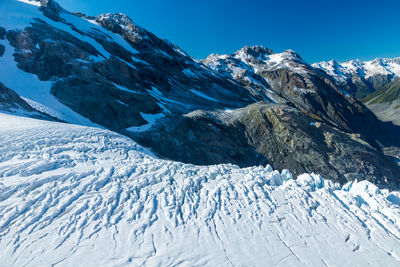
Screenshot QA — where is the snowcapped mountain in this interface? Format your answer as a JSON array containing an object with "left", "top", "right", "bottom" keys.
[
  {"left": 313, "top": 58, "right": 400, "bottom": 98},
  {"left": 1, "top": 1, "right": 400, "bottom": 265},
  {"left": 0, "top": 0, "right": 253, "bottom": 128},
  {"left": 202, "top": 45, "right": 400, "bottom": 153},
  {"left": 1, "top": 0, "right": 400, "bottom": 186},
  {"left": 1, "top": 113, "right": 400, "bottom": 266},
  {"left": 203, "top": 46, "right": 314, "bottom": 103},
  {"left": 313, "top": 58, "right": 400, "bottom": 126}
]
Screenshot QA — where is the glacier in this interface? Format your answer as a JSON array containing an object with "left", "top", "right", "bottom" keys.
[{"left": 0, "top": 113, "right": 399, "bottom": 266}]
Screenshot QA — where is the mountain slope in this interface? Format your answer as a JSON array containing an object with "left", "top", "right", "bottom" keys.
[
  {"left": 203, "top": 46, "right": 390, "bottom": 142},
  {"left": 1, "top": 0, "right": 400, "bottom": 187},
  {"left": 136, "top": 102, "right": 400, "bottom": 186},
  {"left": 0, "top": 81, "right": 60, "bottom": 120},
  {"left": 362, "top": 78, "right": 400, "bottom": 126},
  {"left": 202, "top": 46, "right": 400, "bottom": 184},
  {"left": 0, "top": 0, "right": 253, "bottom": 128},
  {"left": 0, "top": 112, "right": 400, "bottom": 266}
]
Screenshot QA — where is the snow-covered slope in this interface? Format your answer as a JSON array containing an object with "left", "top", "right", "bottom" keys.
[
  {"left": 1, "top": 112, "right": 400, "bottom": 266},
  {"left": 0, "top": 0, "right": 252, "bottom": 128}
]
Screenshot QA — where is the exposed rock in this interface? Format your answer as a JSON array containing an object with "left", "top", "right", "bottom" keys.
[
  {"left": 0, "top": 27, "right": 5, "bottom": 40},
  {"left": 1, "top": 1, "right": 400, "bottom": 188},
  {"left": 132, "top": 102, "right": 400, "bottom": 188},
  {"left": 4, "top": 14, "right": 253, "bottom": 131},
  {"left": 0, "top": 82, "right": 34, "bottom": 112},
  {"left": 363, "top": 78, "right": 400, "bottom": 126},
  {"left": 0, "top": 82, "right": 61, "bottom": 121},
  {"left": 40, "top": 0, "right": 49, "bottom": 7},
  {"left": 203, "top": 46, "right": 400, "bottom": 150}
]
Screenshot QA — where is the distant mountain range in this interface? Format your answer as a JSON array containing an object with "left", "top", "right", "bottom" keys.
[
  {"left": 313, "top": 58, "right": 400, "bottom": 126},
  {"left": 313, "top": 58, "right": 400, "bottom": 97}
]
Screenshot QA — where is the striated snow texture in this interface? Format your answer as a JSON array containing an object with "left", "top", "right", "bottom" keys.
[{"left": 0, "top": 112, "right": 400, "bottom": 266}]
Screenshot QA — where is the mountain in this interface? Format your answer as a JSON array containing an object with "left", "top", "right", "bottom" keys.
[
  {"left": 203, "top": 46, "right": 378, "bottom": 135},
  {"left": 1, "top": 0, "right": 400, "bottom": 187},
  {"left": 362, "top": 78, "right": 400, "bottom": 125},
  {"left": 313, "top": 58, "right": 400, "bottom": 126},
  {"left": 202, "top": 46, "right": 400, "bottom": 186},
  {"left": 1, "top": 0, "right": 253, "bottom": 128},
  {"left": 313, "top": 57, "right": 400, "bottom": 98},
  {"left": 0, "top": 112, "right": 399, "bottom": 266}
]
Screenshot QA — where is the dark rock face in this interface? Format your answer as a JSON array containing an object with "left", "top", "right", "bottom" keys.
[
  {"left": 1, "top": 1, "right": 400, "bottom": 188},
  {"left": 0, "top": 82, "right": 60, "bottom": 121},
  {"left": 0, "top": 27, "right": 5, "bottom": 40},
  {"left": 338, "top": 74, "right": 395, "bottom": 98},
  {"left": 0, "top": 82, "right": 34, "bottom": 112},
  {"left": 133, "top": 102, "right": 400, "bottom": 188},
  {"left": 4, "top": 15, "right": 252, "bottom": 129}
]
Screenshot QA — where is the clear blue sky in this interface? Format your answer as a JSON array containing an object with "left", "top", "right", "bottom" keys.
[{"left": 58, "top": 0, "right": 400, "bottom": 63}]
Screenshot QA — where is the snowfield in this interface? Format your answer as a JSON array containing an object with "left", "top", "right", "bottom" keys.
[{"left": 0, "top": 113, "right": 400, "bottom": 266}]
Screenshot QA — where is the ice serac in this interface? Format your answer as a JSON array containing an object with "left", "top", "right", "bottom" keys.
[
  {"left": 1, "top": 0, "right": 400, "bottom": 187},
  {"left": 0, "top": 113, "right": 399, "bottom": 266}
]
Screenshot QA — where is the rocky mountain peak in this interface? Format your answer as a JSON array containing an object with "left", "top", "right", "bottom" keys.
[
  {"left": 235, "top": 45, "right": 274, "bottom": 60},
  {"left": 95, "top": 13, "right": 142, "bottom": 34},
  {"left": 313, "top": 56, "right": 400, "bottom": 97},
  {"left": 40, "top": 0, "right": 49, "bottom": 7}
]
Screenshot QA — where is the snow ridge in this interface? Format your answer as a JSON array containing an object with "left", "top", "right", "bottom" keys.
[
  {"left": 313, "top": 57, "right": 400, "bottom": 83},
  {"left": 0, "top": 113, "right": 399, "bottom": 266}
]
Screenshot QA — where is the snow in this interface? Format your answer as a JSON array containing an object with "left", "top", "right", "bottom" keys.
[
  {"left": 0, "top": 0, "right": 149, "bottom": 126},
  {"left": 112, "top": 82, "right": 139, "bottom": 94},
  {"left": 1, "top": 0, "right": 141, "bottom": 62},
  {"left": 313, "top": 57, "right": 400, "bottom": 83},
  {"left": 0, "top": 0, "right": 44, "bottom": 30},
  {"left": 234, "top": 49, "right": 308, "bottom": 75},
  {"left": 190, "top": 89, "right": 220, "bottom": 102},
  {"left": 146, "top": 86, "right": 182, "bottom": 106},
  {"left": 204, "top": 47, "right": 311, "bottom": 92},
  {"left": 126, "top": 112, "right": 164, "bottom": 132},
  {"left": 0, "top": 112, "right": 399, "bottom": 266},
  {"left": 16, "top": 0, "right": 40, "bottom": 7},
  {"left": 116, "top": 99, "right": 129, "bottom": 107},
  {"left": 0, "top": 39, "right": 97, "bottom": 126},
  {"left": 181, "top": 68, "right": 196, "bottom": 77}
]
